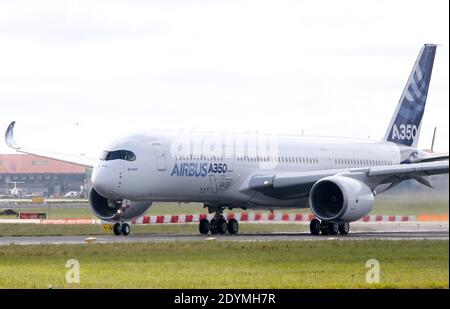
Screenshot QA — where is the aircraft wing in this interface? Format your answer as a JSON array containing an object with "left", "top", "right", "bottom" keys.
[
  {"left": 4, "top": 121, "right": 96, "bottom": 168},
  {"left": 247, "top": 161, "right": 449, "bottom": 194}
]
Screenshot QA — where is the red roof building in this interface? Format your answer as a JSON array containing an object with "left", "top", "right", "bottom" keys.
[
  {"left": 0, "top": 154, "right": 87, "bottom": 197},
  {"left": 0, "top": 154, "right": 85, "bottom": 174}
]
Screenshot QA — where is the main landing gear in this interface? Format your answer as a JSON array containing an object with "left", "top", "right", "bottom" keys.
[
  {"left": 309, "top": 219, "right": 349, "bottom": 236},
  {"left": 113, "top": 222, "right": 131, "bottom": 236},
  {"left": 199, "top": 210, "right": 239, "bottom": 235}
]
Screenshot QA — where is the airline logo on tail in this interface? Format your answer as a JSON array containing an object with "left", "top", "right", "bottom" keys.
[{"left": 385, "top": 44, "right": 437, "bottom": 147}]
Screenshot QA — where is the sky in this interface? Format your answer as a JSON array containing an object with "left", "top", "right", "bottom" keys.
[{"left": 0, "top": 0, "right": 448, "bottom": 158}]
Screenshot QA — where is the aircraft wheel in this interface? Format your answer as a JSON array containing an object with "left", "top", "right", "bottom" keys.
[
  {"left": 309, "top": 219, "right": 321, "bottom": 235},
  {"left": 339, "top": 222, "right": 350, "bottom": 235},
  {"left": 121, "top": 223, "right": 130, "bottom": 236},
  {"left": 199, "top": 219, "right": 210, "bottom": 235},
  {"left": 217, "top": 218, "right": 228, "bottom": 234},
  {"left": 209, "top": 218, "right": 218, "bottom": 234},
  {"left": 113, "top": 222, "right": 122, "bottom": 236},
  {"left": 227, "top": 218, "right": 239, "bottom": 234},
  {"left": 328, "top": 222, "right": 339, "bottom": 235},
  {"left": 320, "top": 220, "right": 330, "bottom": 235}
]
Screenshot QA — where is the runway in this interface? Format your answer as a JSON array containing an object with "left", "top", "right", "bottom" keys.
[{"left": 0, "top": 230, "right": 447, "bottom": 245}]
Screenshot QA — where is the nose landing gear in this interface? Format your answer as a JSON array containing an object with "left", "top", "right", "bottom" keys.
[
  {"left": 113, "top": 222, "right": 122, "bottom": 236},
  {"left": 121, "top": 223, "right": 131, "bottom": 236},
  {"left": 112, "top": 222, "right": 131, "bottom": 236},
  {"left": 310, "top": 219, "right": 350, "bottom": 236}
]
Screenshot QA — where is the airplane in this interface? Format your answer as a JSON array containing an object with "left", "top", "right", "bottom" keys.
[
  {"left": 4, "top": 44, "right": 449, "bottom": 236},
  {"left": 6, "top": 181, "right": 24, "bottom": 198}
]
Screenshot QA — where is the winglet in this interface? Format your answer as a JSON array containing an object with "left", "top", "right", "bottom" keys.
[{"left": 5, "top": 121, "right": 20, "bottom": 149}]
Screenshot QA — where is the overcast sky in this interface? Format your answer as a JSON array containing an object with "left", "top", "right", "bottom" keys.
[{"left": 0, "top": 0, "right": 448, "bottom": 158}]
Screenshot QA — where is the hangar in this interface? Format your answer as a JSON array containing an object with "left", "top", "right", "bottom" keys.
[{"left": 0, "top": 154, "right": 89, "bottom": 198}]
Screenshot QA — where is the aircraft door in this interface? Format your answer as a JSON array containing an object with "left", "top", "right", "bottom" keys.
[{"left": 152, "top": 143, "right": 167, "bottom": 171}]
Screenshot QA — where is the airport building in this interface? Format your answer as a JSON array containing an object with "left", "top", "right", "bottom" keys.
[{"left": 0, "top": 154, "right": 89, "bottom": 198}]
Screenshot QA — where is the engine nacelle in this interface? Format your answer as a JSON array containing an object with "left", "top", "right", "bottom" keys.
[
  {"left": 89, "top": 188, "right": 152, "bottom": 221},
  {"left": 309, "top": 176, "right": 374, "bottom": 222}
]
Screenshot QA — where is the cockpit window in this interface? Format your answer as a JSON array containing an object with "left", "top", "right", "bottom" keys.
[{"left": 100, "top": 150, "right": 136, "bottom": 161}]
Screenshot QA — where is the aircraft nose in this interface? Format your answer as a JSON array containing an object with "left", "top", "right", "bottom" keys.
[{"left": 91, "top": 166, "right": 118, "bottom": 199}]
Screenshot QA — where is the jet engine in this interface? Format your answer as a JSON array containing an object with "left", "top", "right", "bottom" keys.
[
  {"left": 88, "top": 188, "right": 151, "bottom": 221},
  {"left": 309, "top": 176, "right": 374, "bottom": 222}
]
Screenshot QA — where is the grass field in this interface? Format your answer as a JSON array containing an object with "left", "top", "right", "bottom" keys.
[
  {"left": 0, "top": 197, "right": 448, "bottom": 221},
  {"left": 371, "top": 197, "right": 449, "bottom": 215},
  {"left": 0, "top": 206, "right": 93, "bottom": 219},
  {"left": 0, "top": 240, "right": 447, "bottom": 288}
]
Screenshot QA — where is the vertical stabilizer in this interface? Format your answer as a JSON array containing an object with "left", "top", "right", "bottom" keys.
[{"left": 384, "top": 44, "right": 437, "bottom": 147}]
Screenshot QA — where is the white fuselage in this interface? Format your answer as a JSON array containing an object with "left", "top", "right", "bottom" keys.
[{"left": 91, "top": 131, "right": 404, "bottom": 210}]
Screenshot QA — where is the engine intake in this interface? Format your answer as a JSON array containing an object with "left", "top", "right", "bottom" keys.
[
  {"left": 309, "top": 176, "right": 374, "bottom": 222},
  {"left": 89, "top": 188, "right": 152, "bottom": 221}
]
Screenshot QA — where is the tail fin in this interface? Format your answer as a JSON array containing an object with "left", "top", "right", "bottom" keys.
[{"left": 384, "top": 44, "right": 437, "bottom": 147}]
